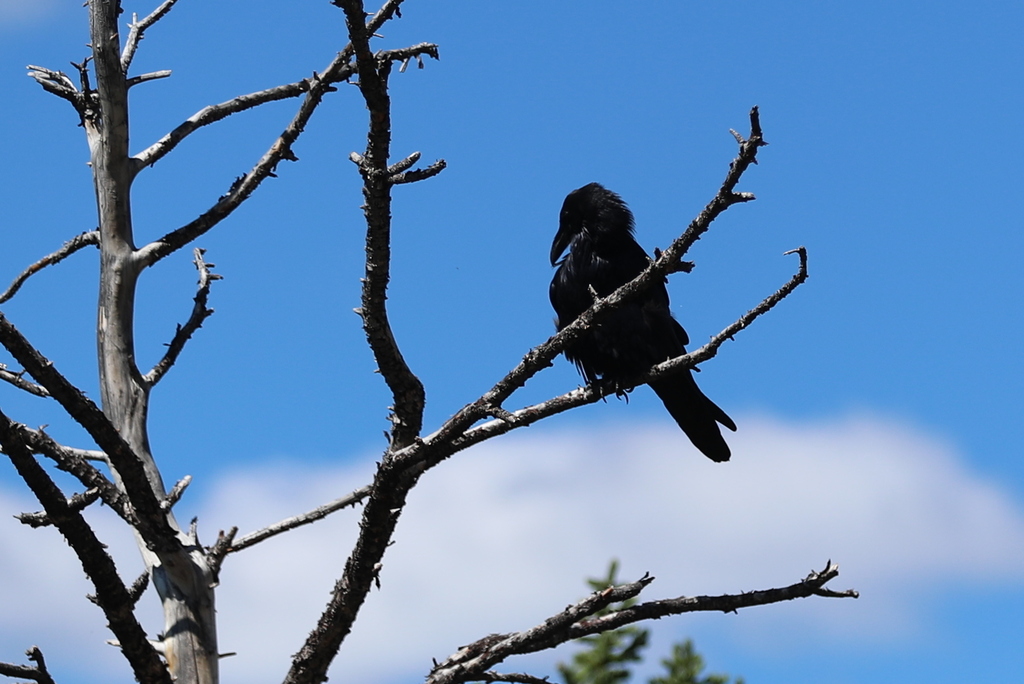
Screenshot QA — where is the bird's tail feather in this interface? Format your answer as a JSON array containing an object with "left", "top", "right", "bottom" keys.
[{"left": 650, "top": 374, "right": 736, "bottom": 462}]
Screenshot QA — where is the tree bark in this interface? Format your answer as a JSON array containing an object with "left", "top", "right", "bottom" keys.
[{"left": 87, "top": 2, "right": 218, "bottom": 682}]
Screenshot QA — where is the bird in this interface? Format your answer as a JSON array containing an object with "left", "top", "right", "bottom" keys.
[{"left": 549, "top": 182, "right": 736, "bottom": 461}]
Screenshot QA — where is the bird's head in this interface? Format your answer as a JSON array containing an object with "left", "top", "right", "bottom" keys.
[{"left": 550, "top": 182, "right": 634, "bottom": 265}]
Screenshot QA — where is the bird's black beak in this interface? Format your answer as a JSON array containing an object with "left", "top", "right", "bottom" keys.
[{"left": 550, "top": 223, "right": 573, "bottom": 266}]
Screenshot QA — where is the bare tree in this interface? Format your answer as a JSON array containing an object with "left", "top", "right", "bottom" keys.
[{"left": 0, "top": 2, "right": 856, "bottom": 684}]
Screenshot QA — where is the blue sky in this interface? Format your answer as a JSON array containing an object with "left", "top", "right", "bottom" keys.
[{"left": 1, "top": 1, "right": 1022, "bottom": 683}]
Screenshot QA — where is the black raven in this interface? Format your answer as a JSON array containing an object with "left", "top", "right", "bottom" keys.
[{"left": 549, "top": 183, "right": 736, "bottom": 462}]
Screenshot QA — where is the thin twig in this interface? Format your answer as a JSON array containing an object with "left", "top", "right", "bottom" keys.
[
  {"left": 652, "top": 246, "right": 807, "bottom": 377},
  {"left": 144, "top": 248, "right": 221, "bottom": 387},
  {"left": 161, "top": 474, "right": 192, "bottom": 512},
  {"left": 0, "top": 647, "right": 56, "bottom": 684},
  {"left": 0, "top": 231, "right": 99, "bottom": 304},
  {"left": 126, "top": 70, "right": 173, "bottom": 89},
  {"left": 133, "top": 79, "right": 326, "bottom": 169},
  {"left": 16, "top": 487, "right": 100, "bottom": 528},
  {"left": 19, "top": 427, "right": 132, "bottom": 524},
  {"left": 0, "top": 367, "right": 49, "bottom": 397},
  {"left": 121, "top": 0, "right": 181, "bottom": 72},
  {"left": 477, "top": 673, "right": 550, "bottom": 684},
  {"left": 426, "top": 562, "right": 854, "bottom": 684},
  {"left": 226, "top": 484, "right": 372, "bottom": 556}
]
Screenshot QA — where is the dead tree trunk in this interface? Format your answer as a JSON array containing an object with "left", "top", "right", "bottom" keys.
[{"left": 87, "top": 2, "right": 218, "bottom": 682}]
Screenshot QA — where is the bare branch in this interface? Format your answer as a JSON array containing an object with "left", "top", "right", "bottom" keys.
[
  {"left": 24, "top": 431, "right": 108, "bottom": 463},
  {"left": 427, "top": 562, "right": 854, "bottom": 684},
  {"left": 127, "top": 571, "right": 151, "bottom": 607},
  {"left": 26, "top": 65, "right": 84, "bottom": 115},
  {"left": 126, "top": 70, "right": 173, "bottom": 89},
  {"left": 569, "top": 562, "right": 858, "bottom": 635},
  {"left": 225, "top": 484, "right": 372, "bottom": 556},
  {"left": 427, "top": 578, "right": 653, "bottom": 684},
  {"left": 133, "top": 41, "right": 436, "bottom": 170},
  {"left": 387, "top": 150, "right": 420, "bottom": 174},
  {"left": 19, "top": 427, "right": 132, "bottom": 524},
  {"left": 283, "top": 455, "right": 422, "bottom": 684},
  {"left": 121, "top": 0, "right": 181, "bottom": 72},
  {"left": 16, "top": 487, "right": 100, "bottom": 528},
  {"left": 0, "top": 647, "right": 56, "bottom": 684},
  {"left": 132, "top": 79, "right": 324, "bottom": 169},
  {"left": 652, "top": 246, "right": 807, "bottom": 377},
  {"left": 143, "top": 248, "right": 221, "bottom": 387},
  {"left": 341, "top": 2, "right": 436, "bottom": 450},
  {"left": 283, "top": 11, "right": 439, "bottom": 680},
  {"left": 381, "top": 41, "right": 441, "bottom": 67},
  {"left": 477, "top": 673, "right": 551, "bottom": 684},
  {"left": 206, "top": 526, "right": 237, "bottom": 580},
  {"left": 134, "top": 60, "right": 358, "bottom": 264},
  {"left": 390, "top": 158, "right": 447, "bottom": 185},
  {"left": 430, "top": 247, "right": 808, "bottom": 459},
  {"left": 0, "top": 366, "right": 49, "bottom": 397},
  {"left": 0, "top": 312, "right": 176, "bottom": 550},
  {"left": 135, "top": 2, "right": 430, "bottom": 266},
  {"left": 0, "top": 411, "right": 171, "bottom": 684},
  {"left": 161, "top": 474, "right": 192, "bottom": 512},
  {"left": 0, "top": 231, "right": 99, "bottom": 304}
]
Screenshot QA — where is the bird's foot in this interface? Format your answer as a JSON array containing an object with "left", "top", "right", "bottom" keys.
[{"left": 591, "top": 377, "right": 632, "bottom": 402}]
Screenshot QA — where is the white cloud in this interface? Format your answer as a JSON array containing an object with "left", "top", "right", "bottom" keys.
[{"left": 2, "top": 415, "right": 1023, "bottom": 684}]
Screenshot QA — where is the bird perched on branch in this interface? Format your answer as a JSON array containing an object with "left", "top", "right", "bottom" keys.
[{"left": 549, "top": 183, "right": 736, "bottom": 461}]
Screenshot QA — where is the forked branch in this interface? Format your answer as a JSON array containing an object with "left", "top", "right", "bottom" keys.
[
  {"left": 0, "top": 313, "right": 176, "bottom": 550},
  {"left": 426, "top": 562, "right": 856, "bottom": 684},
  {"left": 341, "top": 1, "right": 442, "bottom": 450},
  {"left": 0, "top": 647, "right": 56, "bottom": 684},
  {"left": 135, "top": 1, "right": 432, "bottom": 268},
  {"left": 16, "top": 487, "right": 101, "bottom": 528},
  {"left": 0, "top": 411, "right": 171, "bottom": 684},
  {"left": 434, "top": 246, "right": 809, "bottom": 458},
  {"left": 20, "top": 426, "right": 132, "bottom": 525},
  {"left": 26, "top": 65, "right": 85, "bottom": 117},
  {"left": 121, "top": 0, "right": 181, "bottom": 72}
]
